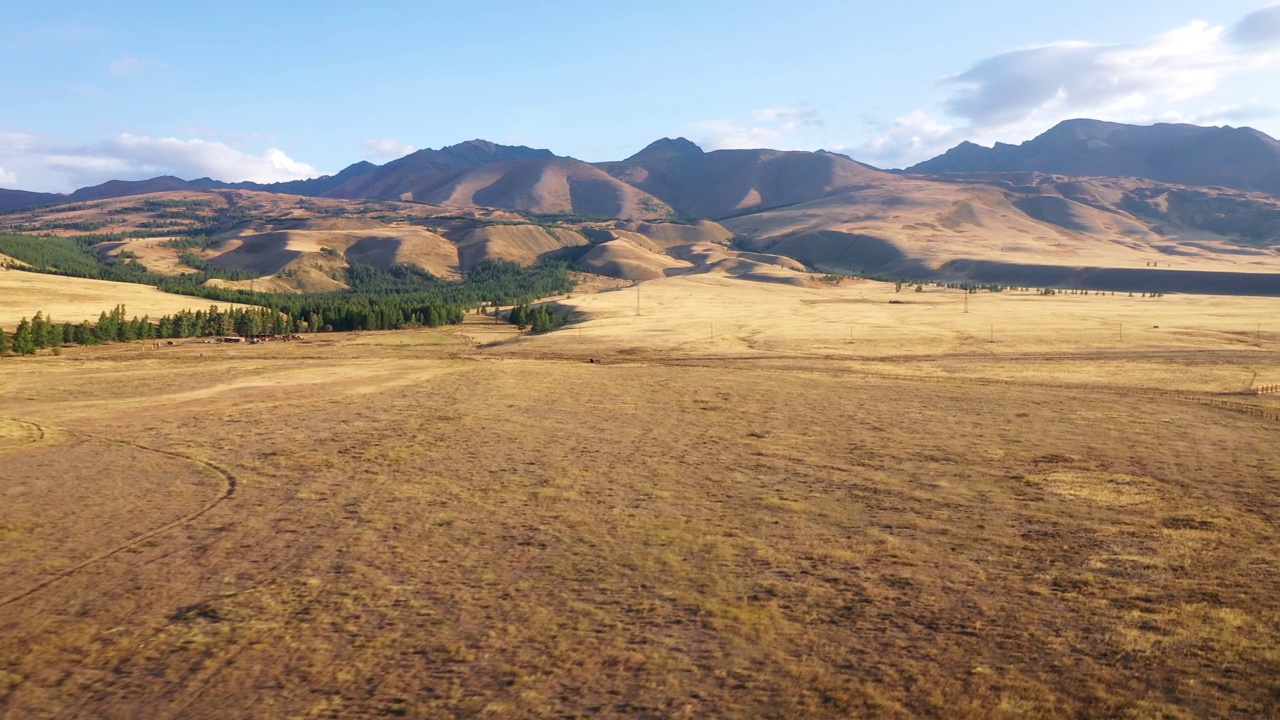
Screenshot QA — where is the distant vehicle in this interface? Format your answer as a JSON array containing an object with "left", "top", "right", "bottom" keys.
[{"left": 222, "top": 336, "right": 244, "bottom": 343}]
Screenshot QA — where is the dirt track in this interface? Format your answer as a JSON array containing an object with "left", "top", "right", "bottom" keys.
[{"left": 0, "top": 418, "right": 237, "bottom": 609}]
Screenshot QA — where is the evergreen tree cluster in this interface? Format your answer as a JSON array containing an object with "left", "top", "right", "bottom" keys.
[
  {"left": 153, "top": 305, "right": 295, "bottom": 338},
  {"left": 245, "top": 259, "right": 572, "bottom": 333},
  {"left": 505, "top": 303, "right": 560, "bottom": 333},
  {"left": 1, "top": 306, "right": 156, "bottom": 354},
  {"left": 265, "top": 295, "right": 463, "bottom": 333}
]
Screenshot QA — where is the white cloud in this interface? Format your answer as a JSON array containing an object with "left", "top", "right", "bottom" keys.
[
  {"left": 939, "top": 21, "right": 1245, "bottom": 128},
  {"left": 690, "top": 119, "right": 791, "bottom": 150},
  {"left": 0, "top": 131, "right": 322, "bottom": 192},
  {"left": 750, "top": 107, "right": 824, "bottom": 128},
  {"left": 856, "top": 111, "right": 963, "bottom": 167},
  {"left": 109, "top": 56, "right": 166, "bottom": 76},
  {"left": 690, "top": 106, "right": 824, "bottom": 150},
  {"left": 0, "top": 164, "right": 17, "bottom": 187},
  {"left": 361, "top": 137, "right": 416, "bottom": 159},
  {"left": 865, "top": 10, "right": 1280, "bottom": 168}
]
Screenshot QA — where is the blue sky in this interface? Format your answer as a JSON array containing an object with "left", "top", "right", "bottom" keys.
[{"left": 3, "top": 0, "right": 1278, "bottom": 191}]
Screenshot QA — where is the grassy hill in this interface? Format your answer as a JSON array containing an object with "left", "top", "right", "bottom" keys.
[{"left": 0, "top": 269, "right": 256, "bottom": 329}]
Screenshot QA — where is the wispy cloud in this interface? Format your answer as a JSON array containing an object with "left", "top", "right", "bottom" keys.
[
  {"left": 690, "top": 105, "right": 824, "bottom": 150},
  {"left": 361, "top": 137, "right": 416, "bottom": 159},
  {"left": 858, "top": 111, "right": 960, "bottom": 167},
  {"left": 862, "top": 7, "right": 1280, "bottom": 168},
  {"left": 0, "top": 132, "right": 321, "bottom": 192},
  {"left": 1179, "top": 101, "right": 1277, "bottom": 125},
  {"left": 750, "top": 107, "right": 824, "bottom": 128}
]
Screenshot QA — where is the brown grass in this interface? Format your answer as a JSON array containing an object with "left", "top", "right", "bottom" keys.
[{"left": 1, "top": 282, "right": 1278, "bottom": 718}]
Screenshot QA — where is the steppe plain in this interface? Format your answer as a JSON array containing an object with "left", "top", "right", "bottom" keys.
[{"left": 2, "top": 273, "right": 1279, "bottom": 718}]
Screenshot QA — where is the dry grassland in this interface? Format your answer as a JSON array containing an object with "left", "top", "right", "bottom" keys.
[
  {"left": 0, "top": 276, "right": 1278, "bottom": 718},
  {"left": 0, "top": 270, "right": 254, "bottom": 328}
]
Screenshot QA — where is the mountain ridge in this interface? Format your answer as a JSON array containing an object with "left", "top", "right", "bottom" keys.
[{"left": 906, "top": 119, "right": 1280, "bottom": 194}]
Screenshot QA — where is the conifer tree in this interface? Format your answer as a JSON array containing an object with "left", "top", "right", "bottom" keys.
[
  {"left": 12, "top": 318, "right": 35, "bottom": 355},
  {"left": 30, "top": 312, "right": 50, "bottom": 348},
  {"left": 96, "top": 310, "right": 113, "bottom": 343},
  {"left": 75, "top": 321, "right": 95, "bottom": 345},
  {"left": 0, "top": 326, "right": 8, "bottom": 355},
  {"left": 509, "top": 304, "right": 530, "bottom": 329}
]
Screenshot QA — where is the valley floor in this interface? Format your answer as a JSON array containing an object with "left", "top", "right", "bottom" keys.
[{"left": 1, "top": 277, "right": 1278, "bottom": 718}]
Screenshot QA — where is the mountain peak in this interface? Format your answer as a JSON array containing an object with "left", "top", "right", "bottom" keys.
[
  {"left": 445, "top": 139, "right": 499, "bottom": 153},
  {"left": 426, "top": 139, "right": 556, "bottom": 166},
  {"left": 626, "top": 137, "right": 704, "bottom": 162}
]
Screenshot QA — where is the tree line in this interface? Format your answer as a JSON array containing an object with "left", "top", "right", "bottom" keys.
[
  {"left": 0, "top": 304, "right": 298, "bottom": 355},
  {"left": 0, "top": 258, "right": 578, "bottom": 355}
]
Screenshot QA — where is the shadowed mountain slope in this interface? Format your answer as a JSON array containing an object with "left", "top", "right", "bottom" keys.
[
  {"left": 331, "top": 156, "right": 675, "bottom": 219},
  {"left": 0, "top": 189, "right": 63, "bottom": 212},
  {"left": 191, "top": 161, "right": 380, "bottom": 197},
  {"left": 624, "top": 137, "right": 705, "bottom": 163},
  {"left": 720, "top": 172, "right": 1280, "bottom": 293},
  {"left": 67, "top": 176, "right": 197, "bottom": 202},
  {"left": 325, "top": 140, "right": 555, "bottom": 199},
  {"left": 600, "top": 143, "right": 896, "bottom": 219},
  {"left": 908, "top": 120, "right": 1280, "bottom": 195}
]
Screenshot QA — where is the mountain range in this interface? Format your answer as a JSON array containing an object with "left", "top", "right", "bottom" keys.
[
  {"left": 5, "top": 120, "right": 1279, "bottom": 217},
  {"left": 906, "top": 119, "right": 1280, "bottom": 195},
  {"left": 3, "top": 119, "right": 1279, "bottom": 295}
]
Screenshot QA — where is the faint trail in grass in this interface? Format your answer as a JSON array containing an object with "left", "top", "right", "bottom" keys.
[
  {"left": 0, "top": 417, "right": 237, "bottom": 609},
  {"left": 0, "top": 417, "right": 46, "bottom": 454}
]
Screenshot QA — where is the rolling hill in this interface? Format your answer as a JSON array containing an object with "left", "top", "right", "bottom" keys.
[{"left": 0, "top": 189, "right": 738, "bottom": 289}]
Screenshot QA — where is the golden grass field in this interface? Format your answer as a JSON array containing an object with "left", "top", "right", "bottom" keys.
[
  {"left": 0, "top": 269, "right": 253, "bottom": 328},
  {"left": 1, "top": 273, "right": 1278, "bottom": 718}
]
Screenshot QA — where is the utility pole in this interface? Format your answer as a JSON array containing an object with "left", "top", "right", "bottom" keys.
[
  {"left": 635, "top": 285, "right": 640, "bottom": 316},
  {"left": 963, "top": 291, "right": 969, "bottom": 314}
]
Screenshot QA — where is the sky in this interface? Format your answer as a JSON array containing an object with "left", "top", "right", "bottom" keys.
[{"left": 2, "top": 0, "right": 1279, "bottom": 192}]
